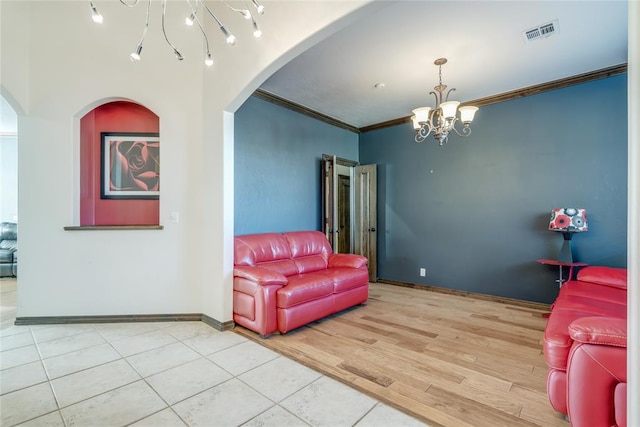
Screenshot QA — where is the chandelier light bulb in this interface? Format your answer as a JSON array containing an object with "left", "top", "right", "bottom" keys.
[
  {"left": 173, "top": 49, "right": 184, "bottom": 61},
  {"left": 251, "top": 0, "right": 265, "bottom": 14},
  {"left": 205, "top": 54, "right": 213, "bottom": 67},
  {"left": 92, "top": 10, "right": 103, "bottom": 24},
  {"left": 218, "top": 26, "right": 237, "bottom": 45},
  {"left": 440, "top": 101, "right": 460, "bottom": 120},
  {"left": 130, "top": 45, "right": 143, "bottom": 62},
  {"left": 253, "top": 21, "right": 262, "bottom": 38},
  {"left": 241, "top": 9, "right": 251, "bottom": 19},
  {"left": 410, "top": 116, "right": 420, "bottom": 130},
  {"left": 412, "top": 107, "right": 431, "bottom": 124},
  {"left": 185, "top": 14, "right": 195, "bottom": 26},
  {"left": 89, "top": 2, "right": 103, "bottom": 23},
  {"left": 459, "top": 106, "right": 479, "bottom": 124}
]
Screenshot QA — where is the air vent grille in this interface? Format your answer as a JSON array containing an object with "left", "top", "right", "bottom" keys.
[{"left": 523, "top": 20, "right": 559, "bottom": 42}]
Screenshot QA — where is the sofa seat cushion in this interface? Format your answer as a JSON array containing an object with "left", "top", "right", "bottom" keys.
[
  {"left": 559, "top": 280, "right": 627, "bottom": 305},
  {"left": 277, "top": 274, "right": 334, "bottom": 308},
  {"left": 552, "top": 293, "right": 626, "bottom": 317},
  {"left": 320, "top": 268, "right": 369, "bottom": 293},
  {"left": 0, "top": 248, "right": 14, "bottom": 263}
]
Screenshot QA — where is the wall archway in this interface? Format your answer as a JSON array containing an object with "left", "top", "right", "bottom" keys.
[{"left": 0, "top": 91, "right": 19, "bottom": 224}]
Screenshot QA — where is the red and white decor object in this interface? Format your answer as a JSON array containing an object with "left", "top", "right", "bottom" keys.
[{"left": 548, "top": 208, "right": 588, "bottom": 262}]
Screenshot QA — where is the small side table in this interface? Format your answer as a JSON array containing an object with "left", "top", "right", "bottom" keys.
[{"left": 537, "top": 259, "right": 588, "bottom": 287}]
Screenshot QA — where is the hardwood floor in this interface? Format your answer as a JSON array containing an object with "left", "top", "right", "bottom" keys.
[
  {"left": 234, "top": 282, "right": 569, "bottom": 427},
  {"left": 1, "top": 276, "right": 566, "bottom": 426}
]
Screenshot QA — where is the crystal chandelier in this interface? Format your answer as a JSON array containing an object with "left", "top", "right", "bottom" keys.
[
  {"left": 411, "top": 58, "right": 479, "bottom": 145},
  {"left": 88, "top": 0, "right": 264, "bottom": 67}
]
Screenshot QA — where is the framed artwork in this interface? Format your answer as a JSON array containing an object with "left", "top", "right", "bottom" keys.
[{"left": 101, "top": 132, "right": 160, "bottom": 199}]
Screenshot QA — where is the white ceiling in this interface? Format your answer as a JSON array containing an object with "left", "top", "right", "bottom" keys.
[{"left": 259, "top": 1, "right": 628, "bottom": 129}]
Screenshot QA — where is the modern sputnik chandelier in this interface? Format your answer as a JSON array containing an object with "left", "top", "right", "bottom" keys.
[
  {"left": 411, "top": 58, "right": 479, "bottom": 145},
  {"left": 88, "top": 0, "right": 265, "bottom": 67}
]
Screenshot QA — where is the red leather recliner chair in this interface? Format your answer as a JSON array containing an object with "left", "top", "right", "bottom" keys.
[{"left": 543, "top": 266, "right": 627, "bottom": 426}]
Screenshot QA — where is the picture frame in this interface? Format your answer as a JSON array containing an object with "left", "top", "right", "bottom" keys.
[{"left": 100, "top": 132, "right": 160, "bottom": 199}]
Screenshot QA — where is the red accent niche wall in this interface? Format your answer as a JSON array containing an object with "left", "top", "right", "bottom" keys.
[{"left": 80, "top": 101, "right": 160, "bottom": 225}]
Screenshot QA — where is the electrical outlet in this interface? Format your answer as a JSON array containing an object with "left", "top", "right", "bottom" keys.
[{"left": 419, "top": 268, "right": 426, "bottom": 277}]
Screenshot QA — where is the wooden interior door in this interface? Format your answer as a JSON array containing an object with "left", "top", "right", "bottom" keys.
[
  {"left": 337, "top": 174, "right": 351, "bottom": 254},
  {"left": 322, "top": 155, "right": 376, "bottom": 279},
  {"left": 355, "top": 164, "right": 377, "bottom": 281},
  {"left": 322, "top": 154, "right": 358, "bottom": 253},
  {"left": 321, "top": 155, "right": 338, "bottom": 251}
]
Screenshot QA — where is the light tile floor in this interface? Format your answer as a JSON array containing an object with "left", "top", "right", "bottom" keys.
[{"left": 0, "top": 321, "right": 428, "bottom": 426}]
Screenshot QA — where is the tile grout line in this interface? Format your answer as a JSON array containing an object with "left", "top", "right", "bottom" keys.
[{"left": 3, "top": 322, "right": 409, "bottom": 427}]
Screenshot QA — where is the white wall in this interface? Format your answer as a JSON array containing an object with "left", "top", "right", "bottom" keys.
[{"left": 0, "top": 0, "right": 376, "bottom": 318}]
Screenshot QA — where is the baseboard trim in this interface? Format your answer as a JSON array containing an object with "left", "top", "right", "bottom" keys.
[
  {"left": 376, "top": 279, "right": 551, "bottom": 311},
  {"left": 14, "top": 313, "right": 236, "bottom": 331},
  {"left": 202, "top": 314, "right": 235, "bottom": 331}
]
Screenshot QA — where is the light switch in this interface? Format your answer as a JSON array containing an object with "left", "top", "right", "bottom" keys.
[{"left": 170, "top": 212, "right": 179, "bottom": 224}]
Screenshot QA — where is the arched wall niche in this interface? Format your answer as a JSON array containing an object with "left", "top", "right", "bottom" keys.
[{"left": 79, "top": 100, "right": 160, "bottom": 226}]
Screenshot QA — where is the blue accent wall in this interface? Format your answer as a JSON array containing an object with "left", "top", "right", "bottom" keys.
[
  {"left": 360, "top": 74, "right": 628, "bottom": 303},
  {"left": 234, "top": 96, "right": 359, "bottom": 235}
]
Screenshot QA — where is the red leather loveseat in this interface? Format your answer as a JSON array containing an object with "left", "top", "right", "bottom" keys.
[
  {"left": 233, "top": 230, "right": 369, "bottom": 337},
  {"left": 543, "top": 266, "right": 627, "bottom": 426}
]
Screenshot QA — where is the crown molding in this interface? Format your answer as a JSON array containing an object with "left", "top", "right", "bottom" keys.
[
  {"left": 359, "top": 63, "right": 627, "bottom": 133},
  {"left": 253, "top": 89, "right": 360, "bottom": 134},
  {"left": 252, "top": 64, "right": 626, "bottom": 135}
]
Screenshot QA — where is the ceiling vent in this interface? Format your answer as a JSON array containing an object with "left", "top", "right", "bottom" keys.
[{"left": 523, "top": 20, "right": 559, "bottom": 42}]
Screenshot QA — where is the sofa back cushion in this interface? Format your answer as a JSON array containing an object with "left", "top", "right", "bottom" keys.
[
  {"left": 0, "top": 222, "right": 17, "bottom": 241},
  {"left": 234, "top": 233, "right": 298, "bottom": 276},
  {"left": 577, "top": 266, "right": 627, "bottom": 290},
  {"left": 284, "top": 231, "right": 331, "bottom": 274}
]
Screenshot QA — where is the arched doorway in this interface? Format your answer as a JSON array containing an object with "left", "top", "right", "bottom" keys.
[{"left": 0, "top": 93, "right": 19, "bottom": 328}]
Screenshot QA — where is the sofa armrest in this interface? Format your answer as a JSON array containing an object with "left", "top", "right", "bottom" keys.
[
  {"left": 567, "top": 316, "right": 627, "bottom": 427},
  {"left": 569, "top": 316, "right": 626, "bottom": 348},
  {"left": 328, "top": 253, "right": 368, "bottom": 269},
  {"left": 234, "top": 266, "right": 288, "bottom": 286}
]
